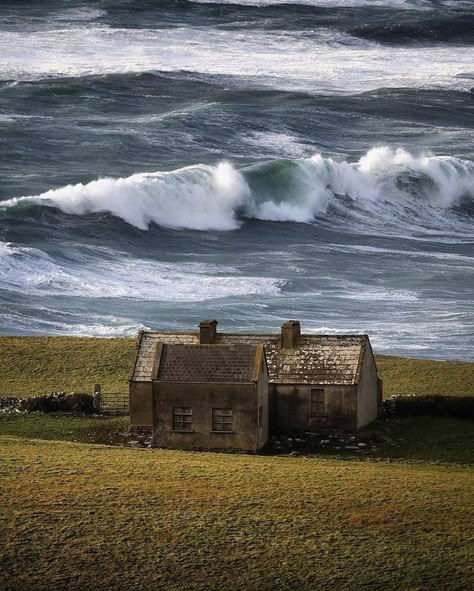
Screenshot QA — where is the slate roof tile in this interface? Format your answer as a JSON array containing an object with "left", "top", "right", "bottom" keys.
[
  {"left": 157, "top": 344, "right": 259, "bottom": 383},
  {"left": 130, "top": 331, "right": 368, "bottom": 385}
]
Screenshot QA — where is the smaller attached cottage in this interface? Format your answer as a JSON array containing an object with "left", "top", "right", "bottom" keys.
[
  {"left": 266, "top": 321, "right": 380, "bottom": 432},
  {"left": 152, "top": 343, "right": 269, "bottom": 452}
]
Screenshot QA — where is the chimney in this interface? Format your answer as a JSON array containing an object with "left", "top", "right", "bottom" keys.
[
  {"left": 199, "top": 320, "right": 218, "bottom": 344},
  {"left": 281, "top": 320, "right": 301, "bottom": 349}
]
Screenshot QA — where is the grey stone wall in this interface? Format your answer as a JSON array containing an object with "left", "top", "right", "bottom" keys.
[
  {"left": 272, "top": 384, "right": 357, "bottom": 431},
  {"left": 129, "top": 381, "right": 153, "bottom": 427},
  {"left": 152, "top": 382, "right": 262, "bottom": 452},
  {"left": 356, "top": 344, "right": 379, "bottom": 429}
]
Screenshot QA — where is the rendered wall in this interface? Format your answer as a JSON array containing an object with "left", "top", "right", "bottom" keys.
[
  {"left": 152, "top": 382, "right": 261, "bottom": 452},
  {"left": 356, "top": 344, "right": 380, "bottom": 429},
  {"left": 273, "top": 384, "right": 357, "bottom": 431},
  {"left": 129, "top": 381, "right": 153, "bottom": 427},
  {"left": 257, "top": 364, "right": 269, "bottom": 449}
]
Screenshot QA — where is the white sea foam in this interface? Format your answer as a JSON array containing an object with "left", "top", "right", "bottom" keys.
[
  {"left": 2, "top": 163, "right": 248, "bottom": 231},
  {"left": 0, "top": 308, "right": 149, "bottom": 338},
  {"left": 305, "top": 315, "right": 473, "bottom": 360},
  {"left": 335, "top": 285, "right": 420, "bottom": 303},
  {"left": 2, "top": 148, "right": 472, "bottom": 232},
  {"left": 192, "top": 0, "right": 473, "bottom": 6},
  {"left": 191, "top": 0, "right": 426, "bottom": 7},
  {"left": 310, "top": 243, "right": 474, "bottom": 270},
  {"left": 243, "top": 131, "right": 311, "bottom": 159},
  {"left": 0, "top": 242, "right": 282, "bottom": 301},
  {"left": 50, "top": 7, "right": 107, "bottom": 22},
  {"left": 1, "top": 24, "right": 472, "bottom": 94}
]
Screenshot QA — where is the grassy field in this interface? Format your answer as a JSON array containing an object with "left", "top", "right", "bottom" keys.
[
  {"left": 1, "top": 336, "right": 473, "bottom": 398},
  {"left": 1, "top": 413, "right": 473, "bottom": 465},
  {"left": 0, "top": 414, "right": 129, "bottom": 446},
  {"left": 1, "top": 337, "right": 472, "bottom": 589},
  {"left": 371, "top": 417, "right": 474, "bottom": 464},
  {"left": 376, "top": 355, "right": 474, "bottom": 397},
  {"left": 1, "top": 410, "right": 472, "bottom": 591},
  {"left": 1, "top": 417, "right": 473, "bottom": 591},
  {"left": 0, "top": 336, "right": 136, "bottom": 396}
]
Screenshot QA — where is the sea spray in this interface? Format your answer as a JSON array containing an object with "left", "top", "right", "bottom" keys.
[{"left": 2, "top": 162, "right": 249, "bottom": 231}]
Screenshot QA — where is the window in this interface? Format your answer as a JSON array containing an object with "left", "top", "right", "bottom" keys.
[
  {"left": 172, "top": 407, "right": 192, "bottom": 431},
  {"left": 310, "top": 389, "right": 325, "bottom": 416},
  {"left": 212, "top": 408, "right": 233, "bottom": 432}
]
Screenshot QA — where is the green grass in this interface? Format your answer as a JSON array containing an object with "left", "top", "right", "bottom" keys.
[
  {"left": 1, "top": 340, "right": 472, "bottom": 589},
  {"left": 366, "top": 417, "right": 474, "bottom": 465},
  {"left": 0, "top": 336, "right": 135, "bottom": 396},
  {"left": 1, "top": 336, "right": 473, "bottom": 398},
  {"left": 0, "top": 414, "right": 128, "bottom": 445},
  {"left": 1, "top": 413, "right": 472, "bottom": 465},
  {"left": 376, "top": 355, "right": 474, "bottom": 397},
  {"left": 0, "top": 426, "right": 473, "bottom": 591}
]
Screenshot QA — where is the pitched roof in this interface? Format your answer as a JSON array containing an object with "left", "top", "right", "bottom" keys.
[
  {"left": 156, "top": 344, "right": 262, "bottom": 384},
  {"left": 130, "top": 331, "right": 369, "bottom": 386}
]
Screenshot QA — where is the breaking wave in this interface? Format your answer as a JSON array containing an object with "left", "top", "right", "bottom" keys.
[{"left": 1, "top": 148, "right": 473, "bottom": 232}]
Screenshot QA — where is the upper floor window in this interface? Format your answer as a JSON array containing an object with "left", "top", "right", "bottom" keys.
[{"left": 172, "top": 407, "right": 192, "bottom": 431}]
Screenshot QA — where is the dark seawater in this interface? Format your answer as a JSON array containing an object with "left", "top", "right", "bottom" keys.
[{"left": 0, "top": 0, "right": 473, "bottom": 359}]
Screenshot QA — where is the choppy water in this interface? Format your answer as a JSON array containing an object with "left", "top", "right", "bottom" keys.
[{"left": 0, "top": 0, "right": 473, "bottom": 359}]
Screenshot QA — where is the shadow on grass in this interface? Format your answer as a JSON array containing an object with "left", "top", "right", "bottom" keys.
[
  {"left": 0, "top": 414, "right": 472, "bottom": 465},
  {"left": 0, "top": 413, "right": 129, "bottom": 446},
  {"left": 366, "top": 416, "right": 474, "bottom": 465}
]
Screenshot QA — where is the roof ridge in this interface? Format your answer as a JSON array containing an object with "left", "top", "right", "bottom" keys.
[
  {"left": 143, "top": 330, "right": 368, "bottom": 338},
  {"left": 162, "top": 342, "right": 259, "bottom": 347}
]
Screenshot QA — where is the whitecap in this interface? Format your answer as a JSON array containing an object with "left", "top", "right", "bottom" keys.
[
  {"left": 0, "top": 242, "right": 282, "bottom": 301},
  {"left": 1, "top": 24, "right": 472, "bottom": 95},
  {"left": 2, "top": 148, "right": 471, "bottom": 236}
]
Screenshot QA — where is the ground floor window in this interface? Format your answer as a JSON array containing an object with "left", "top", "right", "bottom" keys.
[
  {"left": 172, "top": 407, "right": 192, "bottom": 431},
  {"left": 310, "top": 388, "right": 325, "bottom": 417},
  {"left": 212, "top": 408, "right": 233, "bottom": 432}
]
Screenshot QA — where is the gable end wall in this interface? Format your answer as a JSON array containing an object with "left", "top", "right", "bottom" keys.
[
  {"left": 356, "top": 342, "right": 379, "bottom": 429},
  {"left": 129, "top": 381, "right": 153, "bottom": 427}
]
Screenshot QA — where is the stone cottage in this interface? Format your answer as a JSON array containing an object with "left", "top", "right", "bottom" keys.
[
  {"left": 152, "top": 343, "right": 268, "bottom": 453},
  {"left": 129, "top": 320, "right": 381, "bottom": 451}
]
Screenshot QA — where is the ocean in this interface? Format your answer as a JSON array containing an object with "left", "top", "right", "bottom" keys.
[{"left": 0, "top": 0, "right": 473, "bottom": 360}]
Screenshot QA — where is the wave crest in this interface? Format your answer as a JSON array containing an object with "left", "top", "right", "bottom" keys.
[
  {"left": 2, "top": 162, "right": 248, "bottom": 231},
  {"left": 1, "top": 148, "right": 472, "bottom": 231}
]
